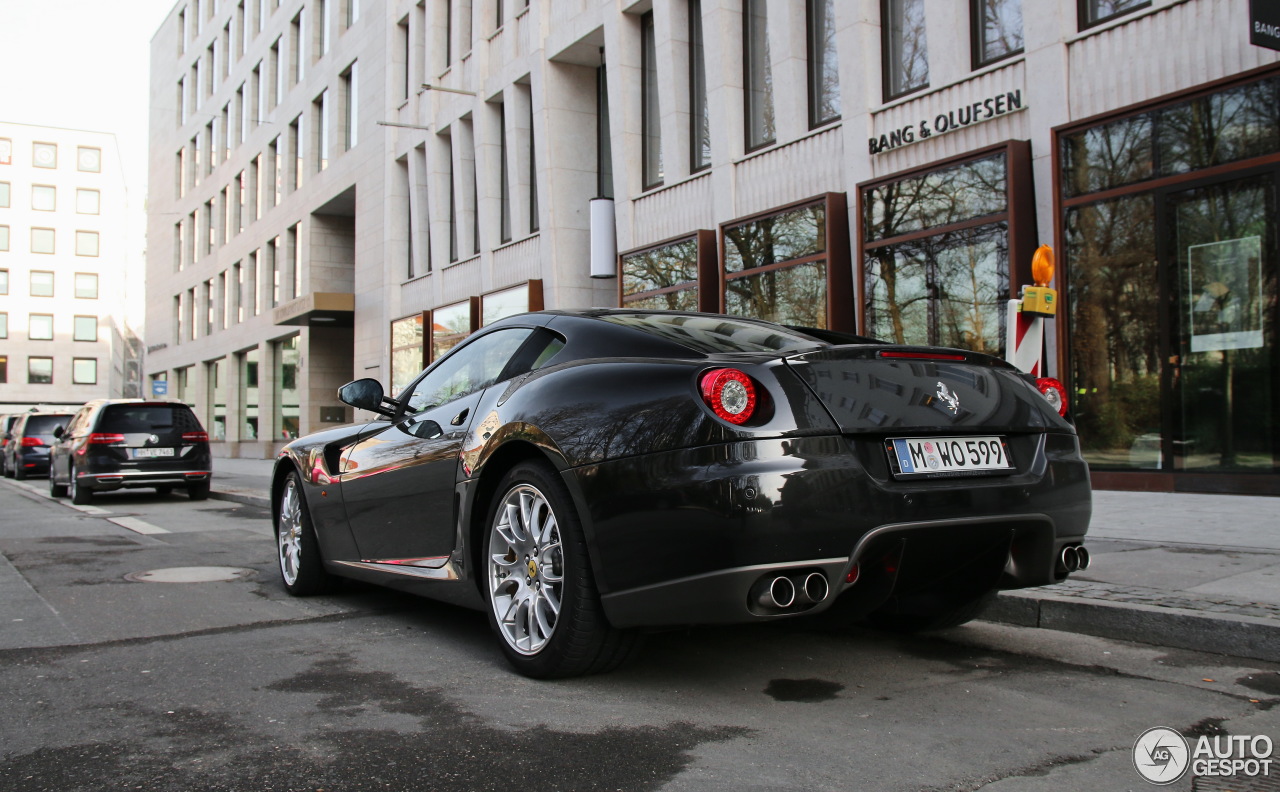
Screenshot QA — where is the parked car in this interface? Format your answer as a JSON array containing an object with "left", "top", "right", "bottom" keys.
[
  {"left": 0, "top": 414, "right": 22, "bottom": 477},
  {"left": 48, "top": 399, "right": 212, "bottom": 504},
  {"left": 3, "top": 412, "right": 74, "bottom": 479},
  {"left": 271, "top": 310, "right": 1092, "bottom": 678}
]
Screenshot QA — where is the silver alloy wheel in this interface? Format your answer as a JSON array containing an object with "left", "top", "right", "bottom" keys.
[
  {"left": 68, "top": 467, "right": 78, "bottom": 499},
  {"left": 487, "top": 483, "right": 564, "bottom": 656},
  {"left": 278, "top": 478, "right": 303, "bottom": 586}
]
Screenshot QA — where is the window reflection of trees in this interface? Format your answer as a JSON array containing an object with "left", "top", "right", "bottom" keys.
[
  {"left": 1065, "top": 195, "right": 1159, "bottom": 463},
  {"left": 885, "top": 0, "right": 928, "bottom": 98},
  {"left": 724, "top": 205, "right": 826, "bottom": 326},
  {"left": 862, "top": 154, "right": 1009, "bottom": 352},
  {"left": 622, "top": 238, "right": 699, "bottom": 310},
  {"left": 1061, "top": 77, "right": 1280, "bottom": 197},
  {"left": 977, "top": 0, "right": 1022, "bottom": 64}
]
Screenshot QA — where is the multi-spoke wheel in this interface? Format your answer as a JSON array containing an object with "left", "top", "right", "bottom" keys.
[
  {"left": 69, "top": 464, "right": 92, "bottom": 505},
  {"left": 483, "top": 462, "right": 639, "bottom": 678},
  {"left": 276, "top": 472, "right": 337, "bottom": 596}
]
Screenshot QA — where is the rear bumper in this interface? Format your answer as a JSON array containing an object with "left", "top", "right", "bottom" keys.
[
  {"left": 569, "top": 433, "right": 1091, "bottom": 629},
  {"left": 78, "top": 469, "right": 212, "bottom": 491}
]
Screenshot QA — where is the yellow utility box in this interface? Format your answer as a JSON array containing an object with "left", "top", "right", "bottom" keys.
[{"left": 1021, "top": 285, "right": 1057, "bottom": 317}]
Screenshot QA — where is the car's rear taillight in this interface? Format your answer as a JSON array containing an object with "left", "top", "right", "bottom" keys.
[
  {"left": 87, "top": 433, "right": 126, "bottom": 445},
  {"left": 20, "top": 437, "right": 45, "bottom": 447},
  {"left": 1036, "top": 377, "right": 1069, "bottom": 417},
  {"left": 699, "top": 368, "right": 758, "bottom": 425},
  {"left": 182, "top": 431, "right": 209, "bottom": 442}
]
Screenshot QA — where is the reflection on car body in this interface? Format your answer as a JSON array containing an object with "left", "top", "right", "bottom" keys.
[{"left": 271, "top": 310, "right": 1092, "bottom": 678}]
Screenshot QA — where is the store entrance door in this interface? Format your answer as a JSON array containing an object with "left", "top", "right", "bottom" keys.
[{"left": 1163, "top": 172, "right": 1278, "bottom": 475}]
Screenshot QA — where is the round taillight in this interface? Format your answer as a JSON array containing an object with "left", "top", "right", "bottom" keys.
[
  {"left": 700, "top": 368, "right": 757, "bottom": 425},
  {"left": 1036, "top": 377, "right": 1069, "bottom": 417}
]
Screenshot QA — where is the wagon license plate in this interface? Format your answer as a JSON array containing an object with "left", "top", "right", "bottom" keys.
[
  {"left": 133, "top": 448, "right": 175, "bottom": 459},
  {"left": 888, "top": 436, "right": 1012, "bottom": 478}
]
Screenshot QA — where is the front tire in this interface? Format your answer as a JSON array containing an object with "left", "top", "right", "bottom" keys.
[
  {"left": 13, "top": 465, "right": 27, "bottom": 481},
  {"left": 483, "top": 462, "right": 638, "bottom": 679},
  {"left": 276, "top": 472, "right": 338, "bottom": 596},
  {"left": 69, "top": 465, "right": 92, "bottom": 505}
]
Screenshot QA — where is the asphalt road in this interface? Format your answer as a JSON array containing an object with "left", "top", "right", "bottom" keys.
[{"left": 1, "top": 479, "right": 1278, "bottom": 792}]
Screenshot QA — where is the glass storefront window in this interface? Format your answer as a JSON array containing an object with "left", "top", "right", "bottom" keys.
[
  {"left": 430, "top": 301, "right": 473, "bottom": 362},
  {"left": 622, "top": 236, "right": 700, "bottom": 311},
  {"left": 724, "top": 203, "right": 827, "bottom": 327},
  {"left": 1061, "top": 72, "right": 1280, "bottom": 482},
  {"left": 241, "top": 349, "right": 260, "bottom": 440},
  {"left": 275, "top": 335, "right": 300, "bottom": 439},
  {"left": 481, "top": 282, "right": 539, "bottom": 326},
  {"left": 390, "top": 313, "right": 425, "bottom": 397},
  {"left": 862, "top": 150, "right": 1019, "bottom": 352},
  {"left": 1061, "top": 76, "right": 1280, "bottom": 198}
]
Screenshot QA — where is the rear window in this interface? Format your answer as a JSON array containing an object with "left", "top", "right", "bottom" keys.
[
  {"left": 23, "top": 415, "right": 72, "bottom": 437},
  {"left": 599, "top": 313, "right": 826, "bottom": 355},
  {"left": 98, "top": 404, "right": 203, "bottom": 434}
]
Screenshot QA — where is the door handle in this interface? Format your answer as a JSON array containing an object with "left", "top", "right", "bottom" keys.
[{"left": 450, "top": 408, "right": 470, "bottom": 426}]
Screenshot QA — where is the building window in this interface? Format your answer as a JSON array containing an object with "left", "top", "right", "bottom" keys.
[
  {"left": 499, "top": 101, "right": 511, "bottom": 244},
  {"left": 0, "top": 226, "right": 7, "bottom": 251},
  {"left": 76, "top": 189, "right": 101, "bottom": 214},
  {"left": 1080, "top": 0, "right": 1150, "bottom": 29},
  {"left": 0, "top": 138, "right": 9, "bottom": 165},
  {"left": 75, "top": 273, "right": 99, "bottom": 299},
  {"left": 0, "top": 355, "right": 6, "bottom": 383},
  {"left": 883, "top": 0, "right": 928, "bottom": 100},
  {"left": 292, "top": 9, "right": 306, "bottom": 84},
  {"left": 74, "top": 315, "right": 98, "bottom": 342},
  {"left": 76, "top": 146, "right": 102, "bottom": 173},
  {"left": 291, "top": 114, "right": 304, "bottom": 190},
  {"left": 973, "top": 0, "right": 1023, "bottom": 67},
  {"left": 315, "top": 90, "right": 329, "bottom": 171},
  {"left": 481, "top": 280, "right": 542, "bottom": 326},
  {"left": 445, "top": 132, "right": 457, "bottom": 262},
  {"left": 30, "top": 270, "right": 54, "bottom": 297},
  {"left": 862, "top": 145, "right": 1035, "bottom": 354},
  {"left": 641, "top": 11, "right": 663, "bottom": 188},
  {"left": 0, "top": 181, "right": 8, "bottom": 207},
  {"left": 390, "top": 312, "right": 426, "bottom": 397},
  {"left": 28, "top": 357, "right": 54, "bottom": 385},
  {"left": 0, "top": 312, "right": 6, "bottom": 338},
  {"left": 0, "top": 268, "right": 7, "bottom": 293},
  {"left": 31, "top": 228, "right": 55, "bottom": 254},
  {"left": 276, "top": 335, "right": 301, "bottom": 438},
  {"left": 743, "top": 0, "right": 775, "bottom": 151},
  {"left": 807, "top": 0, "right": 841, "bottom": 128},
  {"left": 342, "top": 61, "right": 358, "bottom": 150},
  {"left": 527, "top": 97, "right": 538, "bottom": 234},
  {"left": 28, "top": 314, "right": 54, "bottom": 340},
  {"left": 430, "top": 299, "right": 475, "bottom": 362},
  {"left": 73, "top": 358, "right": 98, "bottom": 385},
  {"left": 622, "top": 234, "right": 704, "bottom": 311},
  {"left": 33, "top": 142, "right": 57, "bottom": 169},
  {"left": 76, "top": 230, "right": 100, "bottom": 257},
  {"left": 347, "top": 0, "right": 360, "bottom": 27},
  {"left": 725, "top": 200, "right": 837, "bottom": 326},
  {"left": 32, "top": 184, "right": 56, "bottom": 211},
  {"left": 319, "top": 0, "right": 330, "bottom": 55},
  {"left": 689, "top": 0, "right": 710, "bottom": 171}
]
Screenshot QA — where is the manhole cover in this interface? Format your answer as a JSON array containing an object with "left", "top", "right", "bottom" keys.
[{"left": 125, "top": 567, "right": 256, "bottom": 583}]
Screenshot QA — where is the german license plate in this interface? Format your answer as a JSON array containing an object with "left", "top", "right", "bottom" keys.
[
  {"left": 887, "top": 436, "right": 1012, "bottom": 478},
  {"left": 134, "top": 448, "right": 175, "bottom": 458}
]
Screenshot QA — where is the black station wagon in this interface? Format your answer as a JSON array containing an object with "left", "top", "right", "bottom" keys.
[{"left": 48, "top": 400, "right": 213, "bottom": 504}]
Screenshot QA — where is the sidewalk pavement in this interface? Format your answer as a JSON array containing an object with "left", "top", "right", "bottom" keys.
[{"left": 209, "top": 457, "right": 1280, "bottom": 662}]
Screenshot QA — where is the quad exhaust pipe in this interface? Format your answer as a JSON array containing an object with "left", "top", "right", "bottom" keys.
[
  {"left": 1060, "top": 544, "right": 1090, "bottom": 573},
  {"left": 753, "top": 571, "right": 830, "bottom": 610}
]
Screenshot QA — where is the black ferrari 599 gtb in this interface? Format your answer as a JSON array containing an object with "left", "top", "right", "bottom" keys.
[{"left": 271, "top": 310, "right": 1091, "bottom": 678}]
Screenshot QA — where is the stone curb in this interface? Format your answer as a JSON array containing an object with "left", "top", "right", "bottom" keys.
[
  {"left": 985, "top": 590, "right": 1280, "bottom": 663},
  {"left": 209, "top": 489, "right": 270, "bottom": 509}
]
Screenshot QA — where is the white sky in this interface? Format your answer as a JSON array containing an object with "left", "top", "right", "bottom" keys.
[{"left": 0, "top": 0, "right": 182, "bottom": 329}]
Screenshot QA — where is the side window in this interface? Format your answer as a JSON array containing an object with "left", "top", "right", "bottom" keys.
[
  {"left": 405, "top": 328, "right": 534, "bottom": 413},
  {"left": 66, "top": 408, "right": 91, "bottom": 437}
]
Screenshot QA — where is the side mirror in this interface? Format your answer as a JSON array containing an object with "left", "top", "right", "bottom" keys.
[
  {"left": 52, "top": 426, "right": 65, "bottom": 440},
  {"left": 338, "top": 378, "right": 397, "bottom": 417}
]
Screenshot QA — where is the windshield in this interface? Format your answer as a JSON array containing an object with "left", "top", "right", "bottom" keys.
[{"left": 599, "top": 313, "right": 826, "bottom": 355}]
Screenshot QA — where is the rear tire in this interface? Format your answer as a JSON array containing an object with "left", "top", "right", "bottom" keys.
[
  {"left": 482, "top": 461, "right": 640, "bottom": 678},
  {"left": 867, "top": 590, "right": 997, "bottom": 633},
  {"left": 13, "top": 466, "right": 27, "bottom": 481},
  {"left": 276, "top": 472, "right": 338, "bottom": 596},
  {"left": 49, "top": 467, "right": 67, "bottom": 498},
  {"left": 69, "top": 465, "right": 92, "bottom": 505},
  {"left": 187, "top": 481, "right": 210, "bottom": 501}
]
